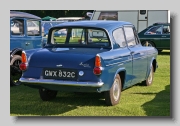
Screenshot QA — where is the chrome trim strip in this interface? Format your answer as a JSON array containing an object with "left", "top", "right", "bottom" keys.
[
  {"left": 133, "top": 56, "right": 147, "bottom": 60},
  {"left": 20, "top": 78, "right": 104, "bottom": 87},
  {"left": 106, "top": 59, "right": 132, "bottom": 66}
]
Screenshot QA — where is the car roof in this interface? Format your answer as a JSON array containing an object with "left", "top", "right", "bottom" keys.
[
  {"left": 10, "top": 11, "right": 41, "bottom": 19},
  {"left": 153, "top": 22, "right": 170, "bottom": 26},
  {"left": 53, "top": 20, "right": 133, "bottom": 30}
]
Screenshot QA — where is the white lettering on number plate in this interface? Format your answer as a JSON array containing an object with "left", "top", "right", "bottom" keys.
[{"left": 45, "top": 70, "right": 75, "bottom": 78}]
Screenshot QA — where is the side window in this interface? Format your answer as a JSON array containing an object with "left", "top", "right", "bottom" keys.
[
  {"left": 27, "top": 20, "right": 40, "bottom": 36},
  {"left": 124, "top": 27, "right": 136, "bottom": 46},
  {"left": 113, "top": 28, "right": 126, "bottom": 47},
  {"left": 162, "top": 25, "right": 170, "bottom": 34},
  {"left": 11, "top": 19, "right": 24, "bottom": 35},
  {"left": 98, "top": 12, "right": 118, "bottom": 20},
  {"left": 145, "top": 26, "right": 162, "bottom": 35}
]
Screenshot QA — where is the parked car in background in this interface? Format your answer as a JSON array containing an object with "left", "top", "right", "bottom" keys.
[
  {"left": 19, "top": 20, "right": 158, "bottom": 106},
  {"left": 138, "top": 22, "right": 170, "bottom": 51},
  {"left": 41, "top": 21, "right": 65, "bottom": 37},
  {"left": 10, "top": 11, "right": 43, "bottom": 86}
]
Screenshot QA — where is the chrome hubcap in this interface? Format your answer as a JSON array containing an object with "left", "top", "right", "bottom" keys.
[
  {"left": 112, "top": 79, "right": 120, "bottom": 101},
  {"left": 143, "top": 43, "right": 152, "bottom": 47}
]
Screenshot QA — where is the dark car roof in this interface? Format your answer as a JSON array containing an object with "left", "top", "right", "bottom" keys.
[
  {"left": 53, "top": 20, "right": 133, "bottom": 30},
  {"left": 153, "top": 22, "right": 170, "bottom": 26},
  {"left": 10, "top": 11, "right": 41, "bottom": 19}
]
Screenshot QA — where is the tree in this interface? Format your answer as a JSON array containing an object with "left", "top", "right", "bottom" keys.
[{"left": 13, "top": 10, "right": 94, "bottom": 18}]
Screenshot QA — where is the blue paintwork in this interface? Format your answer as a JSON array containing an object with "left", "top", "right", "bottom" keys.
[
  {"left": 10, "top": 11, "right": 43, "bottom": 53},
  {"left": 20, "top": 20, "right": 158, "bottom": 93}
]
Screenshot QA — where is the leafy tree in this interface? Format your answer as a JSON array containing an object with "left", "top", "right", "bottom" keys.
[{"left": 13, "top": 10, "right": 94, "bottom": 18}]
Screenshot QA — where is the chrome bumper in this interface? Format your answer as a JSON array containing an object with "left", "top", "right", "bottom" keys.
[{"left": 20, "top": 78, "right": 104, "bottom": 87}]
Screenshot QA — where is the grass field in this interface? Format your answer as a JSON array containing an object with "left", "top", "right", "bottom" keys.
[{"left": 10, "top": 50, "right": 170, "bottom": 116}]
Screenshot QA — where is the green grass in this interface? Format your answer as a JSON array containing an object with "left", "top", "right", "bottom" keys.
[{"left": 10, "top": 50, "right": 170, "bottom": 116}]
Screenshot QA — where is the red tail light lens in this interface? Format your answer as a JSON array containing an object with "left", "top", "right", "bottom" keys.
[
  {"left": 19, "top": 63, "right": 27, "bottom": 71},
  {"left": 93, "top": 67, "right": 102, "bottom": 75},
  {"left": 19, "top": 51, "right": 28, "bottom": 71},
  {"left": 93, "top": 54, "right": 102, "bottom": 75}
]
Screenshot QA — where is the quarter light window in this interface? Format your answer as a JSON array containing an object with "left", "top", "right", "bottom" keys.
[
  {"left": 124, "top": 27, "right": 136, "bottom": 46},
  {"left": 98, "top": 12, "right": 118, "bottom": 20}
]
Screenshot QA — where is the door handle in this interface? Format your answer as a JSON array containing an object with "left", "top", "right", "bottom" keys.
[{"left": 162, "top": 36, "right": 166, "bottom": 37}]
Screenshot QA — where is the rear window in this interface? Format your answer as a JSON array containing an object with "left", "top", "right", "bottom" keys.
[{"left": 49, "top": 27, "right": 110, "bottom": 48}]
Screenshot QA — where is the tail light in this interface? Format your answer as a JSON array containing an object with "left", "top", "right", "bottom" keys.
[
  {"left": 19, "top": 51, "right": 28, "bottom": 71},
  {"left": 93, "top": 54, "right": 102, "bottom": 75}
]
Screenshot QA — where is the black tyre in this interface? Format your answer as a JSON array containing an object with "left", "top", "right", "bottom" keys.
[
  {"left": 39, "top": 88, "right": 58, "bottom": 101},
  {"left": 143, "top": 65, "right": 154, "bottom": 86},
  {"left": 104, "top": 74, "right": 122, "bottom": 106},
  {"left": 142, "top": 41, "right": 155, "bottom": 47},
  {"left": 10, "top": 55, "right": 22, "bottom": 86}
]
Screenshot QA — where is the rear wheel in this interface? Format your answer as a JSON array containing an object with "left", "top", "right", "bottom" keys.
[
  {"left": 10, "top": 55, "right": 22, "bottom": 86},
  {"left": 39, "top": 88, "right": 58, "bottom": 101},
  {"left": 104, "top": 74, "right": 122, "bottom": 106}
]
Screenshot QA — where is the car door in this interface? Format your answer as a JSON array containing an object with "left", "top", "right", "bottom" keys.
[
  {"left": 25, "top": 19, "right": 42, "bottom": 50},
  {"left": 124, "top": 26, "right": 148, "bottom": 85},
  {"left": 112, "top": 27, "right": 133, "bottom": 88}
]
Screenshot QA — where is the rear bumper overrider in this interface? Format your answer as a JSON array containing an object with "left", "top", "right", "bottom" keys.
[{"left": 19, "top": 77, "right": 104, "bottom": 87}]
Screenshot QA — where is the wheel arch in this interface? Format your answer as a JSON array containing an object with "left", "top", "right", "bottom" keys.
[
  {"left": 10, "top": 48, "right": 23, "bottom": 62},
  {"left": 113, "top": 68, "right": 126, "bottom": 90},
  {"left": 152, "top": 58, "right": 158, "bottom": 72},
  {"left": 142, "top": 40, "right": 156, "bottom": 47},
  {"left": 146, "top": 57, "right": 157, "bottom": 79}
]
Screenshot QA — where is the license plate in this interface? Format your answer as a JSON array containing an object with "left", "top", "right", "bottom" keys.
[{"left": 43, "top": 68, "right": 77, "bottom": 80}]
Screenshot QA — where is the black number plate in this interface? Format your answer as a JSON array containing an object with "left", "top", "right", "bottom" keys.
[{"left": 43, "top": 68, "right": 77, "bottom": 80}]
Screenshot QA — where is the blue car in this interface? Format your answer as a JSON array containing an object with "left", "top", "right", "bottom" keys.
[
  {"left": 19, "top": 20, "right": 158, "bottom": 106},
  {"left": 42, "top": 21, "right": 66, "bottom": 37},
  {"left": 10, "top": 11, "right": 43, "bottom": 86}
]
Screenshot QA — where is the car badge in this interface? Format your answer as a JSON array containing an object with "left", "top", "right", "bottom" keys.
[
  {"left": 79, "top": 62, "right": 91, "bottom": 68},
  {"left": 56, "top": 64, "right": 63, "bottom": 67}
]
